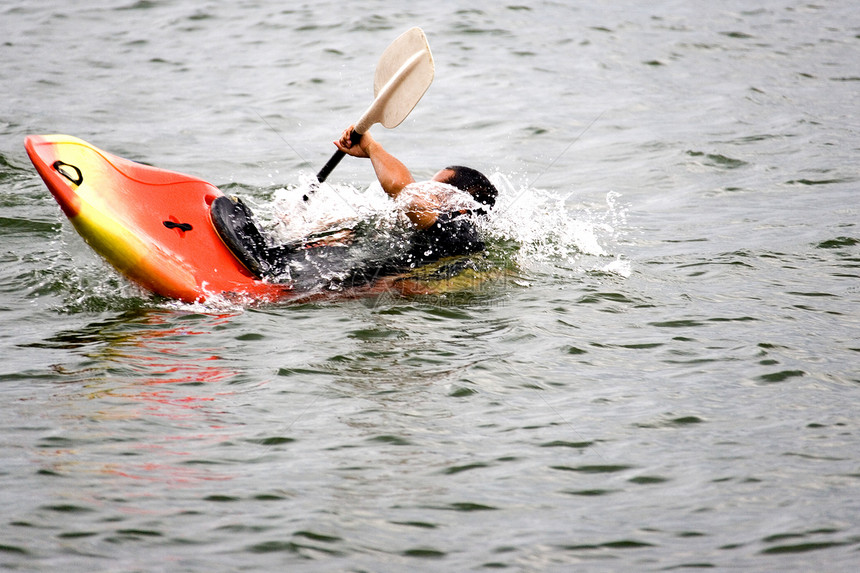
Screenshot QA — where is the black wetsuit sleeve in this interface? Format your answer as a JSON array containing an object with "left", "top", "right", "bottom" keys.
[{"left": 406, "top": 214, "right": 485, "bottom": 263}]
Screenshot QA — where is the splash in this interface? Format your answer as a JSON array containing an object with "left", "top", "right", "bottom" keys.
[
  {"left": 160, "top": 291, "right": 250, "bottom": 315},
  {"left": 29, "top": 230, "right": 151, "bottom": 313},
  {"left": 480, "top": 173, "right": 630, "bottom": 277},
  {"left": 259, "top": 171, "right": 630, "bottom": 272},
  {"left": 262, "top": 175, "right": 403, "bottom": 245},
  {"left": 259, "top": 171, "right": 631, "bottom": 282}
]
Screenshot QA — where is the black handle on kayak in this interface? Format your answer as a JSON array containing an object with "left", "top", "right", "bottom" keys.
[{"left": 315, "top": 130, "right": 363, "bottom": 184}]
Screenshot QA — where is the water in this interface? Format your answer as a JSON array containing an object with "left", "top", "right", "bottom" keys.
[{"left": 1, "top": 0, "right": 858, "bottom": 570}]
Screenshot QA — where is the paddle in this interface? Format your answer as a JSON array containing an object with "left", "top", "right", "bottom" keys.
[{"left": 314, "top": 27, "right": 435, "bottom": 185}]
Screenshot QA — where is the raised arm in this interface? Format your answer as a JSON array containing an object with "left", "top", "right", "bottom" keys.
[
  {"left": 334, "top": 127, "right": 414, "bottom": 198},
  {"left": 335, "top": 127, "right": 449, "bottom": 229}
]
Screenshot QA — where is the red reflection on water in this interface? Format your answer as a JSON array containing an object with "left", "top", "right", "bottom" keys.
[
  {"left": 105, "top": 462, "right": 233, "bottom": 484},
  {"left": 42, "top": 310, "right": 259, "bottom": 487}
]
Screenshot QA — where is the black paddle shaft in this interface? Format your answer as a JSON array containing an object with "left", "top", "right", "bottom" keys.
[{"left": 315, "top": 130, "right": 363, "bottom": 184}]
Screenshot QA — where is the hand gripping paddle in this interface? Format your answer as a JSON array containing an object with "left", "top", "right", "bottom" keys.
[{"left": 315, "top": 27, "right": 435, "bottom": 184}]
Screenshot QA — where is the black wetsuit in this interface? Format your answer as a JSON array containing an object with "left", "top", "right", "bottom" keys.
[
  {"left": 211, "top": 196, "right": 484, "bottom": 291},
  {"left": 404, "top": 211, "right": 485, "bottom": 262},
  {"left": 310, "top": 211, "right": 485, "bottom": 291}
]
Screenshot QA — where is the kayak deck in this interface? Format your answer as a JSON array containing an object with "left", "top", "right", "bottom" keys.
[{"left": 25, "top": 134, "right": 292, "bottom": 303}]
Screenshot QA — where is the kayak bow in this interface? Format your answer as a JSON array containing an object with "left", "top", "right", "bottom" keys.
[{"left": 25, "top": 134, "right": 291, "bottom": 303}]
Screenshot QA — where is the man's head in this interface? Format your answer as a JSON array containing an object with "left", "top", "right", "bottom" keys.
[{"left": 433, "top": 166, "right": 498, "bottom": 209}]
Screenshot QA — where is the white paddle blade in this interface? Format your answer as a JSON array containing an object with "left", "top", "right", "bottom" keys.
[
  {"left": 354, "top": 27, "right": 435, "bottom": 133},
  {"left": 374, "top": 27, "right": 433, "bottom": 97}
]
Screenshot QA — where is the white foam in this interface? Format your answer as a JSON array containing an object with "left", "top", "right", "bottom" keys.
[
  {"left": 161, "top": 290, "right": 248, "bottom": 315},
  {"left": 482, "top": 173, "right": 629, "bottom": 271},
  {"left": 596, "top": 255, "right": 632, "bottom": 278},
  {"left": 259, "top": 171, "right": 631, "bottom": 279},
  {"left": 262, "top": 175, "right": 404, "bottom": 244}
]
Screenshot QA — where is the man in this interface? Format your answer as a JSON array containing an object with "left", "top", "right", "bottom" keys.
[
  {"left": 212, "top": 126, "right": 497, "bottom": 290},
  {"left": 334, "top": 125, "right": 497, "bottom": 266}
]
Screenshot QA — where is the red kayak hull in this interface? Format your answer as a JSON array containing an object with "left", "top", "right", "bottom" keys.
[{"left": 25, "top": 135, "right": 291, "bottom": 303}]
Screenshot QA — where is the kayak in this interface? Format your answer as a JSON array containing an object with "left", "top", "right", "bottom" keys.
[{"left": 25, "top": 134, "right": 292, "bottom": 303}]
